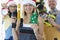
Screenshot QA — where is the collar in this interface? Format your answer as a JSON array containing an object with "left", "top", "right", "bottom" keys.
[
  {"left": 51, "top": 8, "right": 57, "bottom": 12},
  {"left": 49, "top": 8, "right": 57, "bottom": 14}
]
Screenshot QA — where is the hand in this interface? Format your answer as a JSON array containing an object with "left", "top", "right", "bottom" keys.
[
  {"left": 11, "top": 17, "right": 16, "bottom": 23},
  {"left": 48, "top": 18, "right": 55, "bottom": 25},
  {"left": 31, "top": 24, "right": 44, "bottom": 40},
  {"left": 30, "top": 24, "right": 39, "bottom": 33}
]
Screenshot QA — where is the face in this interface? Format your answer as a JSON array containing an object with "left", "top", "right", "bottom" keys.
[
  {"left": 48, "top": 0, "right": 57, "bottom": 9},
  {"left": 9, "top": 4, "right": 17, "bottom": 13},
  {"left": 24, "top": 3, "right": 34, "bottom": 14}
]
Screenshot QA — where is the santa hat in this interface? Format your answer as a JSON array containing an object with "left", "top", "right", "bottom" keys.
[
  {"left": 7, "top": 0, "right": 17, "bottom": 7},
  {"left": 1, "top": 0, "right": 13, "bottom": 16},
  {"left": 23, "top": 0, "right": 36, "bottom": 7}
]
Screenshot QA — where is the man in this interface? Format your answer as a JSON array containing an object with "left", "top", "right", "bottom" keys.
[{"left": 48, "top": 0, "right": 60, "bottom": 31}]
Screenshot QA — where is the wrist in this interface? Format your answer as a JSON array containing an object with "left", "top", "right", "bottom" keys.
[{"left": 52, "top": 22, "right": 57, "bottom": 26}]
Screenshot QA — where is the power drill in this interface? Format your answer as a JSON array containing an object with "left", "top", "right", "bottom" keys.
[{"left": 44, "top": 14, "right": 56, "bottom": 27}]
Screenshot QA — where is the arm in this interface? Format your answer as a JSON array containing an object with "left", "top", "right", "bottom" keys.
[
  {"left": 16, "top": 19, "right": 20, "bottom": 32},
  {"left": 12, "top": 18, "right": 20, "bottom": 40},
  {"left": 48, "top": 18, "right": 60, "bottom": 30},
  {"left": 37, "top": 16, "right": 44, "bottom": 40},
  {"left": 31, "top": 16, "right": 44, "bottom": 40},
  {"left": 38, "top": 16, "right": 44, "bottom": 36},
  {"left": 50, "top": 19, "right": 60, "bottom": 30},
  {"left": 53, "top": 22, "right": 60, "bottom": 30},
  {"left": 33, "top": 25, "right": 44, "bottom": 40},
  {"left": 31, "top": 24, "right": 40, "bottom": 40},
  {"left": 12, "top": 28, "right": 18, "bottom": 40}
]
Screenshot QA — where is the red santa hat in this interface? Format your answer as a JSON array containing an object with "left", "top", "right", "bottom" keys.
[
  {"left": 23, "top": 0, "right": 36, "bottom": 7},
  {"left": 1, "top": 0, "right": 13, "bottom": 16},
  {"left": 33, "top": 0, "right": 36, "bottom": 2},
  {"left": 7, "top": 0, "right": 17, "bottom": 7}
]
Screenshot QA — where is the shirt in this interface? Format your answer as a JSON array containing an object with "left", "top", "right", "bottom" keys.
[
  {"left": 3, "top": 15, "right": 13, "bottom": 39},
  {"left": 49, "top": 9, "right": 60, "bottom": 24}
]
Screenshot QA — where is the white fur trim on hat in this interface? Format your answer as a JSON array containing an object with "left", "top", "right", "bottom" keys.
[
  {"left": 23, "top": 0, "right": 36, "bottom": 7},
  {"left": 1, "top": 9, "right": 8, "bottom": 15},
  {"left": 7, "top": 1, "right": 17, "bottom": 7}
]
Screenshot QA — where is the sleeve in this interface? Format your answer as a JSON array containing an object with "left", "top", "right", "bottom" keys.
[{"left": 55, "top": 13, "right": 60, "bottom": 24}]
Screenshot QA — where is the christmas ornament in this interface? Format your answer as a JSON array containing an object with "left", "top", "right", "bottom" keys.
[{"left": 30, "top": 12, "right": 38, "bottom": 24}]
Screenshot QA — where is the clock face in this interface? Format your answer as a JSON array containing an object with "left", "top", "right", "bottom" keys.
[{"left": 1, "top": 9, "right": 8, "bottom": 15}]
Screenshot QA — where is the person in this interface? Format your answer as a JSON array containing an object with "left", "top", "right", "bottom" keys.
[
  {"left": 1, "top": 2, "right": 8, "bottom": 40},
  {"left": 13, "top": 0, "right": 44, "bottom": 40},
  {"left": 1, "top": 2, "right": 13, "bottom": 40},
  {"left": 3, "top": 1, "right": 17, "bottom": 40},
  {"left": 47, "top": 0, "right": 60, "bottom": 31}
]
